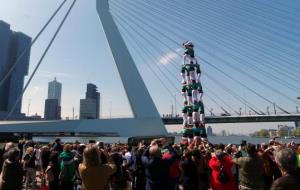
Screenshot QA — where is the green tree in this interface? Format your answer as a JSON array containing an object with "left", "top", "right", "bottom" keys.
[
  {"left": 293, "top": 128, "right": 300, "bottom": 137},
  {"left": 256, "top": 129, "right": 269, "bottom": 138}
]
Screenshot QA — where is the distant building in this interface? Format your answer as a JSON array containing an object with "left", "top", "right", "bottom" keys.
[
  {"left": 277, "top": 125, "right": 293, "bottom": 137},
  {"left": 268, "top": 129, "right": 277, "bottom": 138},
  {"left": 86, "top": 83, "right": 100, "bottom": 118},
  {"left": 221, "top": 130, "right": 226, "bottom": 137},
  {"left": 295, "top": 121, "right": 300, "bottom": 129},
  {"left": 0, "top": 20, "right": 31, "bottom": 119},
  {"left": 80, "top": 99, "right": 97, "bottom": 119},
  {"left": 27, "top": 113, "right": 42, "bottom": 120},
  {"left": 206, "top": 126, "right": 213, "bottom": 136},
  {"left": 48, "top": 77, "right": 62, "bottom": 105},
  {"left": 80, "top": 83, "right": 100, "bottom": 119},
  {"left": 44, "top": 99, "right": 60, "bottom": 120},
  {"left": 44, "top": 78, "right": 62, "bottom": 120}
]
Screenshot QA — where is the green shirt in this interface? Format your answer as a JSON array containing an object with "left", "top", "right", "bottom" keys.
[
  {"left": 182, "top": 128, "right": 193, "bottom": 135},
  {"left": 191, "top": 82, "right": 202, "bottom": 91},
  {"left": 182, "top": 84, "right": 188, "bottom": 92},
  {"left": 192, "top": 103, "right": 200, "bottom": 112},
  {"left": 184, "top": 47, "right": 194, "bottom": 57},
  {"left": 200, "top": 102, "right": 205, "bottom": 113},
  {"left": 182, "top": 105, "right": 188, "bottom": 113},
  {"left": 192, "top": 64, "right": 201, "bottom": 73},
  {"left": 193, "top": 127, "right": 206, "bottom": 135},
  {"left": 187, "top": 84, "right": 193, "bottom": 94},
  {"left": 182, "top": 105, "right": 193, "bottom": 114},
  {"left": 184, "top": 64, "right": 193, "bottom": 72},
  {"left": 182, "top": 84, "right": 193, "bottom": 94}
]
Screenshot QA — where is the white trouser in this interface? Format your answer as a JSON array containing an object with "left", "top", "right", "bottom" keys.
[
  {"left": 190, "top": 70, "right": 197, "bottom": 82},
  {"left": 198, "top": 91, "right": 203, "bottom": 101},
  {"left": 193, "top": 112, "right": 200, "bottom": 123},
  {"left": 183, "top": 55, "right": 197, "bottom": 65},
  {"left": 181, "top": 72, "right": 187, "bottom": 84},
  {"left": 181, "top": 91, "right": 187, "bottom": 102},
  {"left": 192, "top": 89, "right": 199, "bottom": 102},
  {"left": 188, "top": 114, "right": 193, "bottom": 125},
  {"left": 182, "top": 113, "right": 187, "bottom": 126},
  {"left": 197, "top": 72, "right": 201, "bottom": 83},
  {"left": 200, "top": 113, "right": 205, "bottom": 123}
]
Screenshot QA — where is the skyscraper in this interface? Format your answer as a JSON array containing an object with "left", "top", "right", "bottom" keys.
[
  {"left": 44, "top": 99, "right": 60, "bottom": 120},
  {"left": 44, "top": 78, "right": 62, "bottom": 120},
  {"left": 80, "top": 83, "right": 100, "bottom": 119},
  {"left": 206, "top": 126, "right": 213, "bottom": 136},
  {"left": 0, "top": 20, "right": 31, "bottom": 119},
  {"left": 48, "top": 77, "right": 62, "bottom": 105}
]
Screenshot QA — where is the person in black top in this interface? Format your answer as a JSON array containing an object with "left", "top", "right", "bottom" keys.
[
  {"left": 181, "top": 149, "right": 199, "bottom": 190},
  {"left": 271, "top": 148, "right": 300, "bottom": 190},
  {"left": 0, "top": 148, "right": 24, "bottom": 190}
]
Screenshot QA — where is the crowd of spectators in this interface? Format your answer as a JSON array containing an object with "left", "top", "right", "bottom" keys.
[{"left": 0, "top": 137, "right": 299, "bottom": 190}]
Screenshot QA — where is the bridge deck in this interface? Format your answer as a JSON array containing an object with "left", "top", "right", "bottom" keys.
[{"left": 162, "top": 114, "right": 300, "bottom": 124}]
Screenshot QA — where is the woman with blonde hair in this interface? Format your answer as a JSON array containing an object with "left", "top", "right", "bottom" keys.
[{"left": 79, "top": 144, "right": 116, "bottom": 190}]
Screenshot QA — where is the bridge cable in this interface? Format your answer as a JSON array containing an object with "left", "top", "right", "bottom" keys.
[
  {"left": 114, "top": 16, "right": 219, "bottom": 113},
  {"left": 113, "top": 10, "right": 254, "bottom": 115},
  {"left": 111, "top": 2, "right": 293, "bottom": 113},
  {"left": 143, "top": 0, "right": 300, "bottom": 78},
  {"left": 113, "top": 14, "right": 223, "bottom": 114},
  {"left": 145, "top": 0, "right": 300, "bottom": 75},
  {"left": 183, "top": 0, "right": 300, "bottom": 54},
  {"left": 162, "top": 0, "right": 300, "bottom": 65},
  {"left": 116, "top": 0, "right": 300, "bottom": 103},
  {"left": 120, "top": 0, "right": 300, "bottom": 91},
  {"left": 111, "top": 3, "right": 268, "bottom": 115}
]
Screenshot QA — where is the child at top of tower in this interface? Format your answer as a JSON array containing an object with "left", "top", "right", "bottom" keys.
[
  {"left": 182, "top": 41, "right": 195, "bottom": 58},
  {"left": 182, "top": 41, "right": 198, "bottom": 68}
]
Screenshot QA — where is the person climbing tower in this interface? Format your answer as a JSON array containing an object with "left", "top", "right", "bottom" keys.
[
  {"left": 191, "top": 81, "right": 203, "bottom": 102},
  {"left": 181, "top": 41, "right": 207, "bottom": 144},
  {"left": 182, "top": 41, "right": 197, "bottom": 65}
]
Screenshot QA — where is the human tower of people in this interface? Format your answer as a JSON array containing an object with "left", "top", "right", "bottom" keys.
[{"left": 181, "top": 41, "right": 207, "bottom": 144}]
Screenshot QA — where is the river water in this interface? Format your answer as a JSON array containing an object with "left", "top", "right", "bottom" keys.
[
  {"left": 33, "top": 135, "right": 300, "bottom": 145},
  {"left": 33, "top": 123, "right": 300, "bottom": 145}
]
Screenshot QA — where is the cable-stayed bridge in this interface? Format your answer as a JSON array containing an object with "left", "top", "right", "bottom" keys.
[{"left": 0, "top": 0, "right": 299, "bottom": 137}]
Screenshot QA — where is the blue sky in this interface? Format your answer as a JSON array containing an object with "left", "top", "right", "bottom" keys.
[{"left": 0, "top": 0, "right": 299, "bottom": 122}]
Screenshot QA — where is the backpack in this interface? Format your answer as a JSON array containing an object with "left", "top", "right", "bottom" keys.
[{"left": 218, "top": 164, "right": 229, "bottom": 184}]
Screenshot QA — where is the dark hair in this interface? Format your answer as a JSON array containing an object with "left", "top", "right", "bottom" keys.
[
  {"left": 192, "top": 149, "right": 202, "bottom": 160},
  {"left": 241, "top": 140, "right": 247, "bottom": 146},
  {"left": 55, "top": 138, "right": 61, "bottom": 143},
  {"left": 246, "top": 143, "right": 257, "bottom": 157},
  {"left": 78, "top": 144, "right": 86, "bottom": 155},
  {"left": 184, "top": 149, "right": 192, "bottom": 159},
  {"left": 49, "top": 151, "right": 59, "bottom": 163},
  {"left": 7, "top": 148, "right": 20, "bottom": 162}
]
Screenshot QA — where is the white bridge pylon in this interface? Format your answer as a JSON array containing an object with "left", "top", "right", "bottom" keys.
[{"left": 0, "top": 0, "right": 167, "bottom": 137}]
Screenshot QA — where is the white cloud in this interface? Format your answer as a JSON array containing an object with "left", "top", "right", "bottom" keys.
[
  {"left": 32, "top": 86, "right": 42, "bottom": 95},
  {"left": 159, "top": 49, "right": 181, "bottom": 65}
]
